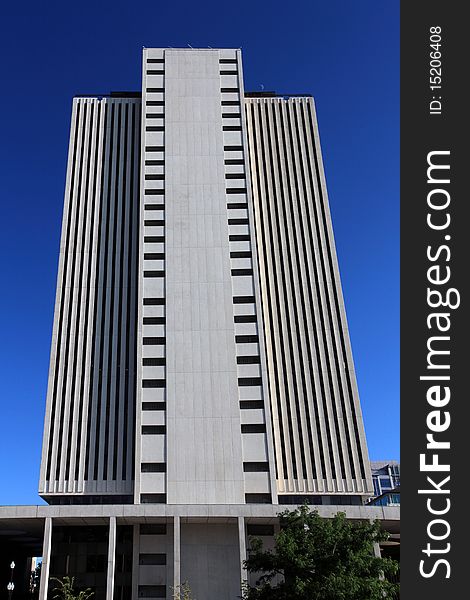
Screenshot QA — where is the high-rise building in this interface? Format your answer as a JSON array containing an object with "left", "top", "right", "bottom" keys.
[{"left": 0, "top": 48, "right": 394, "bottom": 600}]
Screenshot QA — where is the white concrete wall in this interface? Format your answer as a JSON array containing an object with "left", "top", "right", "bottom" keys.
[{"left": 164, "top": 50, "right": 245, "bottom": 505}]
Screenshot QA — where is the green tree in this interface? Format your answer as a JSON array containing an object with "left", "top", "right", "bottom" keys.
[
  {"left": 242, "top": 505, "right": 399, "bottom": 600},
  {"left": 51, "top": 576, "right": 94, "bottom": 600},
  {"left": 172, "top": 581, "right": 196, "bottom": 600}
]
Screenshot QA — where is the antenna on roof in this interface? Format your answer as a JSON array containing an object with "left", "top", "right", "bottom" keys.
[
  {"left": 208, "top": 46, "right": 213, "bottom": 49},
  {"left": 260, "top": 84, "right": 265, "bottom": 91},
  {"left": 187, "top": 43, "right": 194, "bottom": 49}
]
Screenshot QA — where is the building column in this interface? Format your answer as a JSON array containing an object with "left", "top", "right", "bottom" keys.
[
  {"left": 238, "top": 516, "right": 247, "bottom": 587},
  {"left": 131, "top": 524, "right": 140, "bottom": 600},
  {"left": 38, "top": 517, "right": 52, "bottom": 600},
  {"left": 173, "top": 516, "right": 181, "bottom": 594},
  {"left": 106, "top": 516, "right": 117, "bottom": 600}
]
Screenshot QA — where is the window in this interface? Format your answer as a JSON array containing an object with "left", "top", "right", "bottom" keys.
[
  {"left": 141, "top": 425, "right": 166, "bottom": 433},
  {"left": 240, "top": 400, "right": 264, "bottom": 409},
  {"left": 220, "top": 70, "right": 238, "bottom": 75},
  {"left": 241, "top": 423, "right": 266, "bottom": 433},
  {"left": 144, "top": 204, "right": 164, "bottom": 210},
  {"left": 142, "top": 337, "right": 165, "bottom": 345},
  {"left": 231, "top": 269, "right": 253, "bottom": 276},
  {"left": 243, "top": 462, "right": 269, "bottom": 472},
  {"left": 219, "top": 58, "right": 237, "bottom": 64},
  {"left": 246, "top": 524, "right": 274, "bottom": 536},
  {"left": 143, "top": 317, "right": 165, "bottom": 325},
  {"left": 141, "top": 408, "right": 166, "bottom": 416},
  {"left": 245, "top": 494, "right": 271, "bottom": 504},
  {"left": 139, "top": 553, "right": 166, "bottom": 565},
  {"left": 146, "top": 69, "right": 165, "bottom": 75},
  {"left": 145, "top": 146, "right": 164, "bottom": 152},
  {"left": 142, "top": 379, "right": 165, "bottom": 388},
  {"left": 236, "top": 355, "right": 260, "bottom": 364},
  {"left": 226, "top": 173, "right": 246, "bottom": 179},
  {"left": 146, "top": 100, "right": 165, "bottom": 106},
  {"left": 235, "top": 334, "right": 258, "bottom": 343},
  {"left": 233, "top": 296, "right": 255, "bottom": 304},
  {"left": 146, "top": 126, "right": 165, "bottom": 132},
  {"left": 223, "top": 125, "right": 242, "bottom": 131},
  {"left": 143, "top": 297, "right": 165, "bottom": 305},
  {"left": 143, "top": 271, "right": 165, "bottom": 278},
  {"left": 138, "top": 586, "right": 166, "bottom": 598},
  {"left": 228, "top": 218, "right": 249, "bottom": 225},
  {"left": 226, "top": 187, "right": 247, "bottom": 194},
  {"left": 142, "top": 357, "right": 166, "bottom": 366},
  {"left": 145, "top": 159, "right": 165, "bottom": 165},
  {"left": 142, "top": 356, "right": 166, "bottom": 367},
  {"left": 238, "top": 377, "right": 262, "bottom": 387},
  {"left": 229, "top": 234, "right": 250, "bottom": 242},
  {"left": 144, "top": 253, "right": 165, "bottom": 260},
  {"left": 144, "top": 220, "right": 165, "bottom": 226},
  {"left": 225, "top": 158, "right": 244, "bottom": 165},
  {"left": 145, "top": 174, "right": 165, "bottom": 180},
  {"left": 140, "top": 524, "right": 166, "bottom": 535},
  {"left": 144, "top": 236, "right": 165, "bottom": 243},
  {"left": 227, "top": 203, "right": 248, "bottom": 209},
  {"left": 141, "top": 463, "right": 166, "bottom": 473},
  {"left": 224, "top": 145, "right": 243, "bottom": 151},
  {"left": 221, "top": 87, "right": 239, "bottom": 93},
  {"left": 230, "top": 251, "right": 251, "bottom": 258},
  {"left": 146, "top": 87, "right": 165, "bottom": 93},
  {"left": 144, "top": 189, "right": 165, "bottom": 195},
  {"left": 140, "top": 494, "right": 167, "bottom": 504},
  {"left": 234, "top": 315, "right": 257, "bottom": 323}
]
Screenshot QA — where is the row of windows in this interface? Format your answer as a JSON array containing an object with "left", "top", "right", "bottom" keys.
[
  {"left": 142, "top": 398, "right": 264, "bottom": 413},
  {"left": 220, "top": 70, "right": 238, "bottom": 75},
  {"left": 144, "top": 204, "right": 164, "bottom": 211},
  {"left": 143, "top": 271, "right": 164, "bottom": 278},
  {"left": 146, "top": 69, "right": 164, "bottom": 75}
]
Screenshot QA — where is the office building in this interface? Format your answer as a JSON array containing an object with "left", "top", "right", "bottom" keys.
[{"left": 0, "top": 48, "right": 396, "bottom": 600}]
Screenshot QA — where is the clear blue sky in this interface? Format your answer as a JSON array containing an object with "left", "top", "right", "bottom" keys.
[{"left": 0, "top": 0, "right": 399, "bottom": 505}]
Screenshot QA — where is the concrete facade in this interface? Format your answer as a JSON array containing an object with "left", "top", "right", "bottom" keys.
[{"left": 0, "top": 48, "right": 389, "bottom": 600}]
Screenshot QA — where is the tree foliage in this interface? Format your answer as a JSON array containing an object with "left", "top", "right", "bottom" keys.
[
  {"left": 242, "top": 505, "right": 399, "bottom": 600},
  {"left": 51, "top": 576, "right": 94, "bottom": 600}
]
